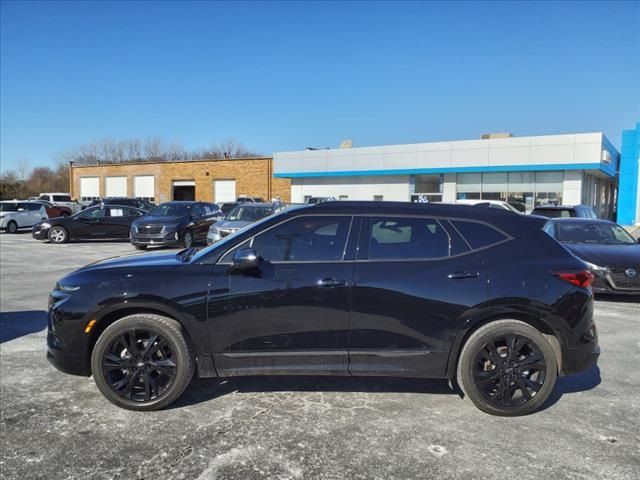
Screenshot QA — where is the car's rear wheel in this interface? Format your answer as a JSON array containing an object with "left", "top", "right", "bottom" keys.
[
  {"left": 457, "top": 319, "right": 557, "bottom": 416},
  {"left": 48, "top": 226, "right": 68, "bottom": 243},
  {"left": 90, "top": 314, "right": 194, "bottom": 411},
  {"left": 181, "top": 230, "right": 193, "bottom": 249},
  {"left": 7, "top": 221, "right": 18, "bottom": 234}
]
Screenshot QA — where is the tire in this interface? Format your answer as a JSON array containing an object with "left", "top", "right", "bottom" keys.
[
  {"left": 134, "top": 245, "right": 148, "bottom": 251},
  {"left": 181, "top": 230, "right": 193, "bottom": 249},
  {"left": 91, "top": 314, "right": 195, "bottom": 411},
  {"left": 48, "top": 226, "right": 68, "bottom": 244},
  {"left": 7, "top": 221, "right": 18, "bottom": 234},
  {"left": 456, "top": 319, "right": 558, "bottom": 416},
  {"left": 61, "top": 212, "right": 70, "bottom": 218}
]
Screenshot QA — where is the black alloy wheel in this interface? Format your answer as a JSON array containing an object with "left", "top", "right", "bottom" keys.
[
  {"left": 91, "top": 314, "right": 194, "bottom": 410},
  {"left": 472, "top": 334, "right": 547, "bottom": 407},
  {"left": 101, "top": 330, "right": 177, "bottom": 402},
  {"left": 457, "top": 319, "right": 557, "bottom": 416}
]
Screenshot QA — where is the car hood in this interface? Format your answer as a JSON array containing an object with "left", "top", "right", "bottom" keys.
[
  {"left": 133, "top": 215, "right": 185, "bottom": 225},
  {"left": 563, "top": 243, "right": 640, "bottom": 268},
  {"left": 213, "top": 219, "right": 252, "bottom": 230},
  {"left": 76, "top": 252, "right": 183, "bottom": 273}
]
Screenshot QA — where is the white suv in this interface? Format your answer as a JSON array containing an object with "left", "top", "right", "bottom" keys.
[{"left": 0, "top": 201, "right": 48, "bottom": 233}]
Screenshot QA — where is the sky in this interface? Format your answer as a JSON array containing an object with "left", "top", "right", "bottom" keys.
[{"left": 1, "top": 0, "right": 639, "bottom": 172}]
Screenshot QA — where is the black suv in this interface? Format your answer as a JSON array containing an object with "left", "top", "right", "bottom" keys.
[
  {"left": 47, "top": 202, "right": 599, "bottom": 416},
  {"left": 129, "top": 201, "right": 222, "bottom": 249},
  {"left": 88, "top": 197, "right": 156, "bottom": 212},
  {"left": 531, "top": 204, "right": 598, "bottom": 219}
]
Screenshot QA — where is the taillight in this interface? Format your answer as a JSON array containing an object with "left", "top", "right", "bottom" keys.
[{"left": 554, "top": 270, "right": 595, "bottom": 288}]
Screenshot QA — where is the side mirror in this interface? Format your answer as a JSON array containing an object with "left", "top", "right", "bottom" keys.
[{"left": 232, "top": 248, "right": 259, "bottom": 270}]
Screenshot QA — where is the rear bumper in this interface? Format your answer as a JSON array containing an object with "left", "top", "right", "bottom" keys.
[{"left": 562, "top": 344, "right": 600, "bottom": 376}]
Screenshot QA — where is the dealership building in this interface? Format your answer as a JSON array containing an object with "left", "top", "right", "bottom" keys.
[
  {"left": 69, "top": 157, "right": 291, "bottom": 205},
  {"left": 274, "top": 131, "right": 620, "bottom": 218}
]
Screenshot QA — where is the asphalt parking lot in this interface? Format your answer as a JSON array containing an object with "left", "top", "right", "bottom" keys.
[{"left": 1, "top": 232, "right": 639, "bottom": 480}]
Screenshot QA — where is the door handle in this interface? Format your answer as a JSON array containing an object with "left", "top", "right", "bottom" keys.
[
  {"left": 316, "top": 278, "right": 347, "bottom": 287},
  {"left": 447, "top": 271, "right": 480, "bottom": 280}
]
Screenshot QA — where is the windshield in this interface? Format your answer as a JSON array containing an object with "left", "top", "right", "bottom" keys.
[
  {"left": 226, "top": 206, "right": 273, "bottom": 222},
  {"left": 149, "top": 203, "right": 192, "bottom": 217},
  {"left": 0, "top": 203, "right": 19, "bottom": 212},
  {"left": 555, "top": 222, "right": 636, "bottom": 245}
]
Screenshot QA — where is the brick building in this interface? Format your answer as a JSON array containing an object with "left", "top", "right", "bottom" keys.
[{"left": 69, "top": 157, "right": 291, "bottom": 204}]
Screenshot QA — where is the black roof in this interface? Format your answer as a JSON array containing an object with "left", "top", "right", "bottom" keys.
[
  {"left": 293, "top": 201, "right": 545, "bottom": 235},
  {"left": 532, "top": 204, "right": 587, "bottom": 210},
  {"left": 546, "top": 217, "right": 615, "bottom": 224}
]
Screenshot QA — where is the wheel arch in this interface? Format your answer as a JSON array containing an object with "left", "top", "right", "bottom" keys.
[
  {"left": 86, "top": 301, "right": 213, "bottom": 377},
  {"left": 445, "top": 310, "right": 564, "bottom": 379}
]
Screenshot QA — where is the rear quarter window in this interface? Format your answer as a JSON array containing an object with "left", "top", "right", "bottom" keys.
[
  {"left": 450, "top": 220, "right": 509, "bottom": 249},
  {"left": 53, "top": 195, "right": 71, "bottom": 202}
]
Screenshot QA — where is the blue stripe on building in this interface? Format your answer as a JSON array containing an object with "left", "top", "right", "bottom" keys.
[{"left": 275, "top": 162, "right": 615, "bottom": 179}]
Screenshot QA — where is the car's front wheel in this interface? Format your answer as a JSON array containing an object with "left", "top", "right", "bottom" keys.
[
  {"left": 48, "top": 226, "right": 68, "bottom": 243},
  {"left": 6, "top": 221, "right": 18, "bottom": 234},
  {"left": 456, "top": 319, "right": 558, "bottom": 416},
  {"left": 181, "top": 230, "right": 193, "bottom": 249},
  {"left": 90, "top": 314, "right": 194, "bottom": 411}
]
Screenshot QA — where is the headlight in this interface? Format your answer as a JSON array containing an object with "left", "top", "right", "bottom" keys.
[
  {"left": 56, "top": 283, "right": 80, "bottom": 292},
  {"left": 584, "top": 261, "right": 609, "bottom": 276},
  {"left": 40, "top": 222, "right": 51, "bottom": 229}
]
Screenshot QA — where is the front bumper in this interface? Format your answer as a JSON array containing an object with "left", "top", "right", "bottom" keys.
[
  {"left": 130, "top": 230, "right": 182, "bottom": 247},
  {"left": 591, "top": 274, "right": 640, "bottom": 296},
  {"left": 32, "top": 226, "right": 49, "bottom": 240},
  {"left": 46, "top": 298, "right": 91, "bottom": 377}
]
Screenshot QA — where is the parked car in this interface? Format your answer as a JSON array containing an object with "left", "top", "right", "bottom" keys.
[
  {"left": 87, "top": 197, "right": 156, "bottom": 212},
  {"left": 532, "top": 204, "right": 597, "bottom": 219},
  {"left": 0, "top": 201, "right": 47, "bottom": 233},
  {"left": 31, "top": 200, "right": 72, "bottom": 218},
  {"left": 456, "top": 199, "right": 521, "bottom": 213},
  {"left": 207, "top": 202, "right": 286, "bottom": 244},
  {"left": 47, "top": 201, "right": 599, "bottom": 416},
  {"left": 217, "top": 202, "right": 238, "bottom": 216},
  {"left": 32, "top": 205, "right": 146, "bottom": 243},
  {"left": 543, "top": 218, "right": 640, "bottom": 295},
  {"left": 130, "top": 201, "right": 223, "bottom": 250},
  {"left": 38, "top": 193, "right": 80, "bottom": 213},
  {"left": 236, "top": 196, "right": 265, "bottom": 203},
  {"left": 306, "top": 196, "right": 332, "bottom": 204}
]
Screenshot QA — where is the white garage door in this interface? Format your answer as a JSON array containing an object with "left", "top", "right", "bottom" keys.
[
  {"left": 214, "top": 180, "right": 236, "bottom": 203},
  {"left": 105, "top": 176, "right": 127, "bottom": 197},
  {"left": 134, "top": 176, "right": 155, "bottom": 201},
  {"left": 79, "top": 177, "right": 100, "bottom": 202}
]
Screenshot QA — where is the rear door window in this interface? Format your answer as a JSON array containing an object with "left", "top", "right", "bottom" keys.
[
  {"left": 53, "top": 195, "right": 71, "bottom": 202},
  {"left": 450, "top": 220, "right": 508, "bottom": 249}
]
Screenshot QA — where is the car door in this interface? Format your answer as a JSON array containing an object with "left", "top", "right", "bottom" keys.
[
  {"left": 100, "top": 207, "right": 142, "bottom": 238},
  {"left": 207, "top": 214, "right": 355, "bottom": 376},
  {"left": 74, "top": 207, "right": 107, "bottom": 238},
  {"left": 349, "top": 215, "right": 487, "bottom": 378}
]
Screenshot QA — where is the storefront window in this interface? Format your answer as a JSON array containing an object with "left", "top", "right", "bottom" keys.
[
  {"left": 411, "top": 174, "right": 443, "bottom": 203},
  {"left": 456, "top": 171, "right": 563, "bottom": 212}
]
